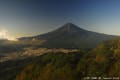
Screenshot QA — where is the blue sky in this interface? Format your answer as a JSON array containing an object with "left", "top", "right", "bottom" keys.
[{"left": 0, "top": 0, "right": 120, "bottom": 38}]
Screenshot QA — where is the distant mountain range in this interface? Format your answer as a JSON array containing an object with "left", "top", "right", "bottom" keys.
[{"left": 19, "top": 23, "right": 118, "bottom": 48}]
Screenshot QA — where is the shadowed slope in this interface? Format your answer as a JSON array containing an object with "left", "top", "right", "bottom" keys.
[{"left": 19, "top": 23, "right": 118, "bottom": 48}]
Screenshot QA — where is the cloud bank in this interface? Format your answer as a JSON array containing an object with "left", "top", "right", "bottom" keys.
[{"left": 0, "top": 29, "right": 17, "bottom": 41}]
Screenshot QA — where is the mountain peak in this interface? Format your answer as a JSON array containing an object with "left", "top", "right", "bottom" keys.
[
  {"left": 64, "top": 22, "right": 75, "bottom": 26},
  {"left": 62, "top": 23, "right": 78, "bottom": 28},
  {"left": 57, "top": 23, "right": 86, "bottom": 33}
]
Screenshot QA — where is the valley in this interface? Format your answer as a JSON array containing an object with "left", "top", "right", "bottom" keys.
[{"left": 0, "top": 48, "right": 79, "bottom": 62}]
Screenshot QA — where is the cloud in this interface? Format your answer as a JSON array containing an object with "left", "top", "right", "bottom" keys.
[{"left": 0, "top": 29, "right": 17, "bottom": 41}]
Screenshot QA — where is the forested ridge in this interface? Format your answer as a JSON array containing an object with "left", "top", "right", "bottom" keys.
[{"left": 1, "top": 38, "right": 120, "bottom": 80}]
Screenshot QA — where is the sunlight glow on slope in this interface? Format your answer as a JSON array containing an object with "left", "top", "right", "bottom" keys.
[{"left": 0, "top": 29, "right": 17, "bottom": 41}]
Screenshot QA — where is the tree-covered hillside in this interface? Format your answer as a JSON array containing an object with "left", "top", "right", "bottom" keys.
[
  {"left": 1, "top": 38, "right": 120, "bottom": 80},
  {"left": 16, "top": 51, "right": 86, "bottom": 80},
  {"left": 16, "top": 38, "right": 120, "bottom": 80}
]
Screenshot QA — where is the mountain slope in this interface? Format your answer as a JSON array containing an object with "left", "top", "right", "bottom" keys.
[{"left": 19, "top": 23, "right": 118, "bottom": 48}]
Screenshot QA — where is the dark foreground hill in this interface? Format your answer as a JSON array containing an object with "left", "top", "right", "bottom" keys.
[{"left": 19, "top": 23, "right": 117, "bottom": 48}]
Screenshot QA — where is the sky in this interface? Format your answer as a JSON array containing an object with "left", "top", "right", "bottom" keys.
[{"left": 0, "top": 0, "right": 120, "bottom": 39}]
